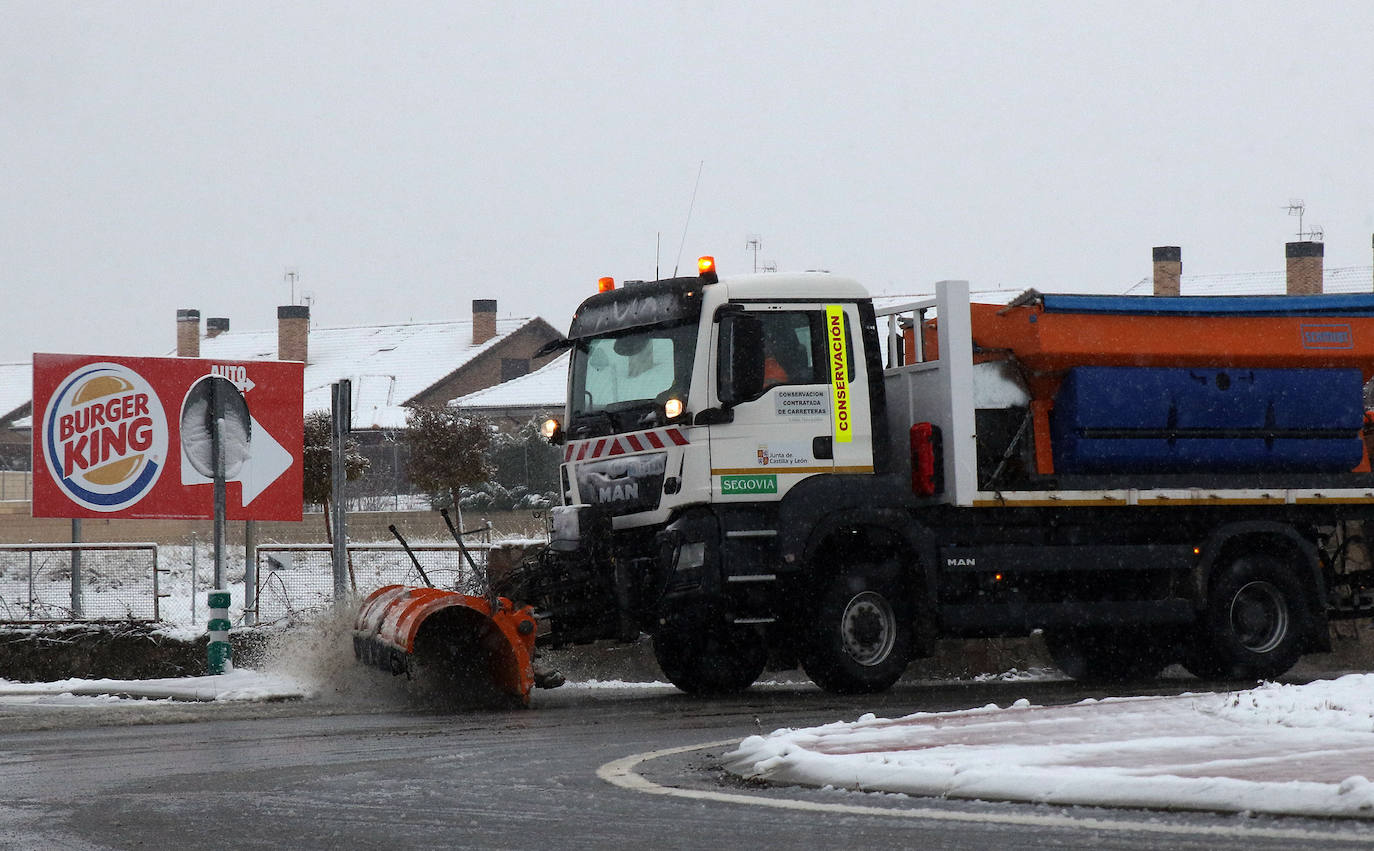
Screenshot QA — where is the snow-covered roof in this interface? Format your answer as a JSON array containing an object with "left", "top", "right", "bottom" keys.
[
  {"left": 451, "top": 352, "right": 568, "bottom": 411},
  {"left": 197, "top": 317, "right": 541, "bottom": 429},
  {"left": 0, "top": 361, "right": 32, "bottom": 426},
  {"left": 1123, "top": 264, "right": 1374, "bottom": 296}
]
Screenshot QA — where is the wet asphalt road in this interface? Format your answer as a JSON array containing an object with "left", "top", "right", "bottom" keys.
[{"left": 0, "top": 676, "right": 1368, "bottom": 850}]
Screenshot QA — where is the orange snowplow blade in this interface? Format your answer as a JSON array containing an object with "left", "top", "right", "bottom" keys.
[{"left": 353, "top": 585, "right": 538, "bottom": 708}]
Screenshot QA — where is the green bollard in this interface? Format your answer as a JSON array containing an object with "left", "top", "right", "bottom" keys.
[{"left": 207, "top": 589, "right": 233, "bottom": 674}]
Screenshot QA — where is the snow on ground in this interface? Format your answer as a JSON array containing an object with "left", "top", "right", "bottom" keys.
[
  {"left": 0, "top": 668, "right": 312, "bottom": 704},
  {"left": 725, "top": 674, "right": 1374, "bottom": 819}
]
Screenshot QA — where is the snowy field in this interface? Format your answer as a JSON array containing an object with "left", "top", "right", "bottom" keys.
[{"left": 726, "top": 675, "right": 1374, "bottom": 819}]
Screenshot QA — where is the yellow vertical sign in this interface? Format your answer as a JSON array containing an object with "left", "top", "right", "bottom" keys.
[{"left": 825, "top": 305, "right": 852, "bottom": 443}]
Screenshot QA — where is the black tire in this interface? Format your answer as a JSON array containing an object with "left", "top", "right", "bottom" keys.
[
  {"left": 801, "top": 563, "right": 913, "bottom": 695},
  {"left": 1182, "top": 552, "right": 1312, "bottom": 681},
  {"left": 1043, "top": 629, "right": 1171, "bottom": 683},
  {"left": 652, "top": 624, "right": 767, "bottom": 695}
]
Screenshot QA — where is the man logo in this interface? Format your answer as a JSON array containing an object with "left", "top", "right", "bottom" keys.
[{"left": 42, "top": 363, "right": 168, "bottom": 511}]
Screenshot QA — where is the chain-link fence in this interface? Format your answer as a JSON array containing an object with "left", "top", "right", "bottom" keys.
[
  {"left": 0, "top": 543, "right": 160, "bottom": 622},
  {"left": 254, "top": 543, "right": 494, "bottom": 625},
  {"left": 322, "top": 425, "right": 561, "bottom": 513}
]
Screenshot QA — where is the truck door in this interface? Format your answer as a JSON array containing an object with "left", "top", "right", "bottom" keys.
[
  {"left": 710, "top": 306, "right": 836, "bottom": 501},
  {"left": 823, "top": 302, "right": 875, "bottom": 476}
]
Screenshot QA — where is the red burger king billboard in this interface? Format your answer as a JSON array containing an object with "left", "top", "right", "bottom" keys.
[{"left": 33, "top": 354, "right": 304, "bottom": 520}]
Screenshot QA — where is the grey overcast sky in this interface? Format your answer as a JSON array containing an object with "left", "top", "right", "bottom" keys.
[{"left": 4, "top": 1, "right": 1374, "bottom": 362}]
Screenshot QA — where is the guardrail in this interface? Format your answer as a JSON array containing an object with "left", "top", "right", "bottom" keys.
[
  {"left": 0, "top": 543, "right": 161, "bottom": 622},
  {"left": 253, "top": 543, "right": 493, "bottom": 625}
]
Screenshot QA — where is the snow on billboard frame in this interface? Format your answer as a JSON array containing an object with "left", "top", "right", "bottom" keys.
[{"left": 32, "top": 353, "right": 304, "bottom": 520}]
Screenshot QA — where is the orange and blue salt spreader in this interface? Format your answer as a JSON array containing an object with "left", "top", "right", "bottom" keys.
[{"left": 943, "top": 290, "right": 1374, "bottom": 477}]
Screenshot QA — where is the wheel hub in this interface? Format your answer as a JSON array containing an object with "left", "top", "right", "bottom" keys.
[
  {"left": 840, "top": 591, "right": 896, "bottom": 666},
  {"left": 1229, "top": 580, "right": 1289, "bottom": 654}
]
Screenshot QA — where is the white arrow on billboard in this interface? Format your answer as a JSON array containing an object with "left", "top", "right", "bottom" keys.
[
  {"left": 211, "top": 363, "right": 256, "bottom": 394},
  {"left": 181, "top": 414, "right": 293, "bottom": 505}
]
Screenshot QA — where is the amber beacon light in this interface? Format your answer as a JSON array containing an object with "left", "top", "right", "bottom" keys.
[
  {"left": 697, "top": 255, "right": 718, "bottom": 284},
  {"left": 598, "top": 276, "right": 615, "bottom": 293}
]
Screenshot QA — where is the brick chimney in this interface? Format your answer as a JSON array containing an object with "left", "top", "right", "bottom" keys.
[
  {"left": 176, "top": 309, "right": 201, "bottom": 357},
  {"left": 1286, "top": 241, "right": 1324, "bottom": 295},
  {"left": 278, "top": 305, "right": 309, "bottom": 362},
  {"left": 206, "top": 317, "right": 230, "bottom": 339},
  {"left": 1152, "top": 246, "right": 1182, "bottom": 296},
  {"left": 473, "top": 299, "right": 497, "bottom": 345}
]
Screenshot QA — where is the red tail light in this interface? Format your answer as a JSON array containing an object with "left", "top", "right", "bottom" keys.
[{"left": 910, "top": 422, "right": 943, "bottom": 497}]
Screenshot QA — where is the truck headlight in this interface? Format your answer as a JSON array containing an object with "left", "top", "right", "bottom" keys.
[{"left": 540, "top": 417, "right": 564, "bottom": 444}]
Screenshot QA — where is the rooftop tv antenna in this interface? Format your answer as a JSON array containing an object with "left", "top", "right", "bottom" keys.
[
  {"left": 1285, "top": 200, "right": 1323, "bottom": 242},
  {"left": 285, "top": 268, "right": 300, "bottom": 304},
  {"left": 746, "top": 235, "right": 763, "bottom": 273}
]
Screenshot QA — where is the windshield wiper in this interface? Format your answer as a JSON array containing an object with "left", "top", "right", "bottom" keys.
[
  {"left": 569, "top": 410, "right": 615, "bottom": 439},
  {"left": 570, "top": 402, "right": 661, "bottom": 438}
]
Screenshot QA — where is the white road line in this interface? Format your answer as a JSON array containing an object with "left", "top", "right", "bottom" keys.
[{"left": 597, "top": 740, "right": 1369, "bottom": 844}]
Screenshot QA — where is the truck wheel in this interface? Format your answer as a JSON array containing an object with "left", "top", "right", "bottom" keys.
[
  {"left": 1043, "top": 629, "right": 1169, "bottom": 683},
  {"left": 652, "top": 624, "right": 767, "bottom": 695},
  {"left": 1183, "top": 553, "right": 1311, "bottom": 681},
  {"left": 801, "top": 564, "right": 913, "bottom": 695}
]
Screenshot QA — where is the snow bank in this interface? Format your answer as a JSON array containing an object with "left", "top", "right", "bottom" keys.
[
  {"left": 725, "top": 676, "right": 1374, "bottom": 818},
  {"left": 0, "top": 668, "right": 313, "bottom": 703}
]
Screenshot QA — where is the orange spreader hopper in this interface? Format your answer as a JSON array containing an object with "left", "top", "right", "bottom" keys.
[
  {"left": 353, "top": 584, "right": 538, "bottom": 708},
  {"left": 957, "top": 292, "right": 1374, "bottom": 476},
  {"left": 968, "top": 292, "right": 1374, "bottom": 395}
]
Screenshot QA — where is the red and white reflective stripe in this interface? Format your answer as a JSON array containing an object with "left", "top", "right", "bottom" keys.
[{"left": 564, "top": 427, "right": 689, "bottom": 462}]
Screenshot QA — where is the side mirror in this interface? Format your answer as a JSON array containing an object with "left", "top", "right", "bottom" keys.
[{"left": 717, "top": 313, "right": 765, "bottom": 407}]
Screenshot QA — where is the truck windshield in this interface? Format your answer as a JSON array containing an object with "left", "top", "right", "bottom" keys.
[{"left": 569, "top": 322, "right": 697, "bottom": 435}]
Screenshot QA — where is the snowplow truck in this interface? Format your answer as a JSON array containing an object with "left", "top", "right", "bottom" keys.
[{"left": 529, "top": 256, "right": 1374, "bottom": 694}]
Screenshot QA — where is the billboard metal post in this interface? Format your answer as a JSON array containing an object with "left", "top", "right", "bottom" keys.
[
  {"left": 331, "top": 380, "right": 352, "bottom": 603},
  {"left": 244, "top": 520, "right": 257, "bottom": 627},
  {"left": 70, "top": 518, "right": 83, "bottom": 618}
]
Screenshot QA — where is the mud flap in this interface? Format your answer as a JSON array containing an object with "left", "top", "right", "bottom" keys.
[{"left": 353, "top": 585, "right": 539, "bottom": 708}]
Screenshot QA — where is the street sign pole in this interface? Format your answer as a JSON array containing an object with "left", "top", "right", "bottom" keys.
[
  {"left": 212, "top": 381, "right": 226, "bottom": 590},
  {"left": 207, "top": 380, "right": 233, "bottom": 674}
]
